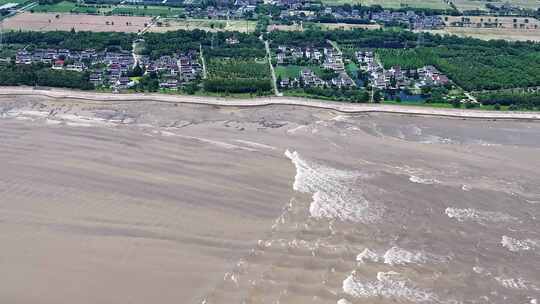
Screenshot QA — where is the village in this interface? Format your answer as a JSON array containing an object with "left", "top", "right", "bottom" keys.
[
  {"left": 274, "top": 44, "right": 450, "bottom": 94},
  {"left": 276, "top": 45, "right": 356, "bottom": 90},
  {"left": 13, "top": 48, "right": 202, "bottom": 91},
  {"left": 356, "top": 51, "right": 450, "bottom": 90}
]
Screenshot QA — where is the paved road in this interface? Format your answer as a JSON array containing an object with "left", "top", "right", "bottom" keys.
[{"left": 2, "top": 86, "right": 540, "bottom": 120}]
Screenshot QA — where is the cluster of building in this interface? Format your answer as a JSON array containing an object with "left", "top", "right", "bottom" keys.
[
  {"left": 279, "top": 68, "right": 355, "bottom": 89},
  {"left": 371, "top": 10, "right": 444, "bottom": 29},
  {"left": 277, "top": 45, "right": 355, "bottom": 90},
  {"left": 356, "top": 51, "right": 450, "bottom": 90},
  {"left": 276, "top": 45, "right": 347, "bottom": 71},
  {"left": 276, "top": 46, "right": 324, "bottom": 64},
  {"left": 13, "top": 48, "right": 201, "bottom": 91}
]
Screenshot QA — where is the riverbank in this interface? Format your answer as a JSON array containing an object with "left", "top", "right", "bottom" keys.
[{"left": 1, "top": 86, "right": 540, "bottom": 120}]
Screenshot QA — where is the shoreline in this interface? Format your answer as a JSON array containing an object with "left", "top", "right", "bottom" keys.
[{"left": 1, "top": 86, "right": 540, "bottom": 121}]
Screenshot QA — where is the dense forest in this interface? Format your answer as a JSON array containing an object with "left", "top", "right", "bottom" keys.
[
  {"left": 0, "top": 63, "right": 94, "bottom": 90},
  {"left": 378, "top": 46, "right": 540, "bottom": 91},
  {"left": 3, "top": 31, "right": 135, "bottom": 51},
  {"left": 476, "top": 91, "right": 540, "bottom": 109}
]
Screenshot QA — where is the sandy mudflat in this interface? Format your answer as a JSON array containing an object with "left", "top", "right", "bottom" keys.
[{"left": 0, "top": 93, "right": 539, "bottom": 304}]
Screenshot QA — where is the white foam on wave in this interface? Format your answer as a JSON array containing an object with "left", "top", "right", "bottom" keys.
[
  {"left": 495, "top": 277, "right": 531, "bottom": 290},
  {"left": 285, "top": 150, "right": 384, "bottom": 223},
  {"left": 445, "top": 207, "right": 517, "bottom": 223},
  {"left": 501, "top": 236, "right": 539, "bottom": 252},
  {"left": 409, "top": 175, "right": 440, "bottom": 185},
  {"left": 343, "top": 271, "right": 458, "bottom": 303},
  {"left": 357, "top": 247, "right": 448, "bottom": 266}
]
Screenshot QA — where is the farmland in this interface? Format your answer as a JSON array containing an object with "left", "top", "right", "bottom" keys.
[
  {"left": 320, "top": 0, "right": 452, "bottom": 10},
  {"left": 110, "top": 5, "right": 183, "bottom": 17},
  {"left": 31, "top": 1, "right": 183, "bottom": 17},
  {"left": 148, "top": 18, "right": 256, "bottom": 33},
  {"left": 426, "top": 15, "right": 540, "bottom": 42},
  {"left": 423, "top": 27, "right": 540, "bottom": 42},
  {"left": 268, "top": 23, "right": 381, "bottom": 32},
  {"left": 451, "top": 0, "right": 540, "bottom": 11},
  {"left": 2, "top": 12, "right": 151, "bottom": 33},
  {"left": 0, "top": 0, "right": 26, "bottom": 5}
]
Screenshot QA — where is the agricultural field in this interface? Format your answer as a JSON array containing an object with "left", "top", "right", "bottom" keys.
[
  {"left": 0, "top": 0, "right": 26, "bottom": 5},
  {"left": 204, "top": 58, "right": 272, "bottom": 94},
  {"left": 451, "top": 0, "right": 540, "bottom": 11},
  {"left": 3, "top": 12, "right": 152, "bottom": 32},
  {"left": 423, "top": 27, "right": 540, "bottom": 42},
  {"left": 148, "top": 18, "right": 256, "bottom": 33},
  {"left": 111, "top": 5, "right": 183, "bottom": 17},
  {"left": 31, "top": 2, "right": 181, "bottom": 16},
  {"left": 268, "top": 23, "right": 381, "bottom": 32},
  {"left": 320, "top": 0, "right": 452, "bottom": 10},
  {"left": 429, "top": 15, "right": 540, "bottom": 41},
  {"left": 443, "top": 15, "right": 540, "bottom": 29}
]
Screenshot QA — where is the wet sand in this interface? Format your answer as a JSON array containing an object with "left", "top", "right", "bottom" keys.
[{"left": 0, "top": 94, "right": 539, "bottom": 304}]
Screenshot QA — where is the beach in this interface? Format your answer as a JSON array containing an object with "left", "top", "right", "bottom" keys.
[{"left": 0, "top": 91, "right": 539, "bottom": 304}]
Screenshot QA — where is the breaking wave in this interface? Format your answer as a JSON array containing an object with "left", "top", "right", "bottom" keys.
[
  {"left": 285, "top": 150, "right": 384, "bottom": 223},
  {"left": 445, "top": 207, "right": 517, "bottom": 223},
  {"left": 501, "top": 235, "right": 539, "bottom": 252},
  {"left": 343, "top": 271, "right": 459, "bottom": 303},
  {"left": 357, "top": 246, "right": 449, "bottom": 266}
]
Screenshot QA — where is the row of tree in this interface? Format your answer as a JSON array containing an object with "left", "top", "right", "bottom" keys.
[
  {"left": 4, "top": 31, "right": 135, "bottom": 51},
  {"left": 0, "top": 63, "right": 93, "bottom": 90}
]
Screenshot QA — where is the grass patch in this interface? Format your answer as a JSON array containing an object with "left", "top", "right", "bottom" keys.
[
  {"left": 275, "top": 65, "right": 323, "bottom": 79},
  {"left": 111, "top": 5, "right": 183, "bottom": 17}
]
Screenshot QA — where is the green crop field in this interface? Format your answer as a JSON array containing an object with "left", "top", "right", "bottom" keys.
[
  {"left": 111, "top": 5, "right": 183, "bottom": 17},
  {"left": 321, "top": 0, "right": 452, "bottom": 9},
  {"left": 275, "top": 65, "right": 324, "bottom": 79},
  {"left": 0, "top": 0, "right": 26, "bottom": 5},
  {"left": 31, "top": 2, "right": 179, "bottom": 16},
  {"left": 32, "top": 1, "right": 77, "bottom": 12}
]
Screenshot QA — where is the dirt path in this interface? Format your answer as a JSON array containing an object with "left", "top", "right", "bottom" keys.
[{"left": 263, "top": 39, "right": 281, "bottom": 97}]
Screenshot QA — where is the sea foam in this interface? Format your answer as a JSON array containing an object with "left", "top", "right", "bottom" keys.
[
  {"left": 501, "top": 235, "right": 539, "bottom": 252},
  {"left": 357, "top": 246, "right": 448, "bottom": 266},
  {"left": 445, "top": 207, "right": 517, "bottom": 223},
  {"left": 285, "top": 150, "right": 383, "bottom": 223},
  {"left": 343, "top": 271, "right": 458, "bottom": 303}
]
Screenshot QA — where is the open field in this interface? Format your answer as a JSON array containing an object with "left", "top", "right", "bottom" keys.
[
  {"left": 148, "top": 18, "right": 256, "bottom": 33},
  {"left": 269, "top": 23, "right": 381, "bottom": 32},
  {"left": 275, "top": 65, "right": 324, "bottom": 79},
  {"left": 31, "top": 2, "right": 182, "bottom": 16},
  {"left": 0, "top": 0, "right": 26, "bottom": 5},
  {"left": 443, "top": 15, "right": 540, "bottom": 29},
  {"left": 424, "top": 26, "right": 540, "bottom": 41},
  {"left": 452, "top": 0, "right": 540, "bottom": 11},
  {"left": 2, "top": 12, "right": 152, "bottom": 32},
  {"left": 111, "top": 5, "right": 183, "bottom": 17},
  {"left": 32, "top": 1, "right": 115, "bottom": 14},
  {"left": 431, "top": 15, "right": 540, "bottom": 41},
  {"left": 0, "top": 89, "right": 539, "bottom": 304},
  {"left": 321, "top": 0, "right": 452, "bottom": 9}
]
